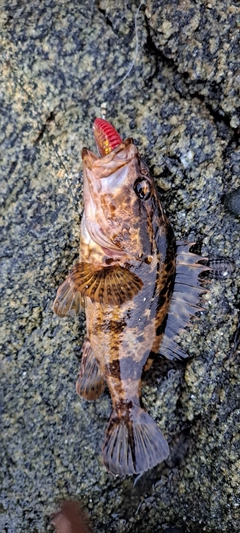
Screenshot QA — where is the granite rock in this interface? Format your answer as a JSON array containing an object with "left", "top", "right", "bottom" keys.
[
  {"left": 0, "top": 1, "right": 239, "bottom": 532},
  {"left": 145, "top": 0, "right": 240, "bottom": 128}
]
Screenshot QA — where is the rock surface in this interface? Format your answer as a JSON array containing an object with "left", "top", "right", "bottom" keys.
[{"left": 1, "top": 1, "right": 239, "bottom": 532}]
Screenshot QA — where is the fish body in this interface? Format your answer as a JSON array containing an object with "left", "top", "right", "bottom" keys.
[{"left": 53, "top": 119, "right": 209, "bottom": 475}]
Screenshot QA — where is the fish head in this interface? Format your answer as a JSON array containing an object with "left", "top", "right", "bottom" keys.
[{"left": 81, "top": 122, "right": 163, "bottom": 264}]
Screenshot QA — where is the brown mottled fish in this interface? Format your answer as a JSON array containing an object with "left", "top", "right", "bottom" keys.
[{"left": 53, "top": 118, "right": 209, "bottom": 476}]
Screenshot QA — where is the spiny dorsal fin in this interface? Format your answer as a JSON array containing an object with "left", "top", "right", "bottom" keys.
[
  {"left": 53, "top": 263, "right": 143, "bottom": 314},
  {"left": 160, "top": 242, "right": 211, "bottom": 360}
]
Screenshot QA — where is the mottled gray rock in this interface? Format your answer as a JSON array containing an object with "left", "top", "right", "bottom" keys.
[
  {"left": 0, "top": 1, "right": 239, "bottom": 533},
  {"left": 145, "top": 0, "right": 240, "bottom": 128},
  {"left": 224, "top": 187, "right": 240, "bottom": 217}
]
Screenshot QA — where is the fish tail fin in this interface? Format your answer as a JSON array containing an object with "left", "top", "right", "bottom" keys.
[{"left": 102, "top": 404, "right": 169, "bottom": 476}]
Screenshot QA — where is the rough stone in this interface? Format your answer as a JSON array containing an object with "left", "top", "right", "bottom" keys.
[
  {"left": 145, "top": 0, "right": 240, "bottom": 128},
  {"left": 0, "top": 1, "right": 239, "bottom": 532}
]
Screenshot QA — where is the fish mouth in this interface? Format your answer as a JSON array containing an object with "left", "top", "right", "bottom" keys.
[
  {"left": 82, "top": 117, "right": 138, "bottom": 181},
  {"left": 81, "top": 138, "right": 137, "bottom": 181},
  {"left": 81, "top": 136, "right": 139, "bottom": 203}
]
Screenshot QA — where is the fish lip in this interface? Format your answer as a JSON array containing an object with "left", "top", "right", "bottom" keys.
[{"left": 81, "top": 138, "right": 137, "bottom": 176}]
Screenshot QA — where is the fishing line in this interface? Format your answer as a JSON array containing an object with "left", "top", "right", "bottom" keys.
[{"left": 100, "top": 0, "right": 145, "bottom": 95}]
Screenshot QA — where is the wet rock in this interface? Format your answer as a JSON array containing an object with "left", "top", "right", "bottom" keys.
[
  {"left": 1, "top": 1, "right": 239, "bottom": 532},
  {"left": 146, "top": 0, "right": 240, "bottom": 128},
  {"left": 224, "top": 187, "right": 240, "bottom": 217}
]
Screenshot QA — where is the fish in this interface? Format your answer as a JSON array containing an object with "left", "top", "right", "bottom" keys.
[{"left": 53, "top": 118, "right": 209, "bottom": 476}]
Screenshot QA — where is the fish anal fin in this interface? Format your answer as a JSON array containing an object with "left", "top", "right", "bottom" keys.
[
  {"left": 71, "top": 262, "right": 143, "bottom": 306},
  {"left": 76, "top": 338, "right": 105, "bottom": 401},
  {"left": 53, "top": 272, "right": 84, "bottom": 317},
  {"left": 102, "top": 404, "right": 169, "bottom": 476},
  {"left": 159, "top": 242, "right": 211, "bottom": 361}
]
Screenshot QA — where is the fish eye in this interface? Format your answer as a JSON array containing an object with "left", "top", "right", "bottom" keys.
[{"left": 134, "top": 178, "right": 151, "bottom": 200}]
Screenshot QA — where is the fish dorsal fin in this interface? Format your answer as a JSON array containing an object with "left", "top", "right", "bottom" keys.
[
  {"left": 159, "top": 242, "right": 211, "bottom": 360},
  {"left": 53, "top": 263, "right": 143, "bottom": 314}
]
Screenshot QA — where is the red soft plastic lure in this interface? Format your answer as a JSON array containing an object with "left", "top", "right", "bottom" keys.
[{"left": 93, "top": 118, "right": 122, "bottom": 156}]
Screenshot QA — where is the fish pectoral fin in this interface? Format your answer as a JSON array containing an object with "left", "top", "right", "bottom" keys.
[
  {"left": 102, "top": 405, "right": 169, "bottom": 476},
  {"left": 70, "top": 262, "right": 143, "bottom": 306},
  {"left": 53, "top": 271, "right": 84, "bottom": 317},
  {"left": 76, "top": 338, "right": 105, "bottom": 401}
]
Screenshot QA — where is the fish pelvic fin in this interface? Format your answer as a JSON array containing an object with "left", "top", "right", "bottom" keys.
[
  {"left": 53, "top": 272, "right": 84, "bottom": 317},
  {"left": 66, "top": 262, "right": 143, "bottom": 306},
  {"left": 102, "top": 403, "right": 169, "bottom": 476},
  {"left": 159, "top": 241, "right": 211, "bottom": 360},
  {"left": 76, "top": 338, "right": 105, "bottom": 401}
]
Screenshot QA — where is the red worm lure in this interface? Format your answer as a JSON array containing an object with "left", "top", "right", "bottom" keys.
[{"left": 93, "top": 118, "right": 123, "bottom": 156}]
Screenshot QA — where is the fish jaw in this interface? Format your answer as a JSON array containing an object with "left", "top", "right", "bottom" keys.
[{"left": 81, "top": 138, "right": 135, "bottom": 179}]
